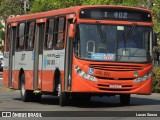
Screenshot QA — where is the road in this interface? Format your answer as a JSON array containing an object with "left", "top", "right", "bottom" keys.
[{"left": 0, "top": 72, "right": 160, "bottom": 118}]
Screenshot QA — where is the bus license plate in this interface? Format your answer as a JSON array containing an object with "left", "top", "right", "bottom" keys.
[{"left": 109, "top": 85, "right": 122, "bottom": 89}]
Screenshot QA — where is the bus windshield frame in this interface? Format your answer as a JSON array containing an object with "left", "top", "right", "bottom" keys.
[{"left": 74, "top": 23, "right": 152, "bottom": 63}]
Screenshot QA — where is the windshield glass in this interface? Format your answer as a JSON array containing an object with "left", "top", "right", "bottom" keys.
[{"left": 74, "top": 24, "right": 152, "bottom": 62}]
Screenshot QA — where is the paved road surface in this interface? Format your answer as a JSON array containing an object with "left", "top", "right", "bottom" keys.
[{"left": 0, "top": 72, "right": 160, "bottom": 118}]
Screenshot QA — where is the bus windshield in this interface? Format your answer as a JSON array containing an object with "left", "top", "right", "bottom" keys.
[{"left": 75, "top": 24, "right": 152, "bottom": 62}]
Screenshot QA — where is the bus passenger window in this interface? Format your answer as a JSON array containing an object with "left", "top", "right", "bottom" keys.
[
  {"left": 26, "top": 21, "right": 35, "bottom": 50},
  {"left": 54, "top": 17, "right": 65, "bottom": 49},
  {"left": 6, "top": 24, "right": 11, "bottom": 52},
  {"left": 45, "top": 19, "right": 54, "bottom": 49},
  {"left": 17, "top": 23, "right": 25, "bottom": 50}
]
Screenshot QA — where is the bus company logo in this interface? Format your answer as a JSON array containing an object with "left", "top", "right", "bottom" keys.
[
  {"left": 88, "top": 68, "right": 94, "bottom": 75},
  {"left": 2, "top": 112, "right": 11, "bottom": 117},
  {"left": 134, "top": 71, "right": 138, "bottom": 77}
]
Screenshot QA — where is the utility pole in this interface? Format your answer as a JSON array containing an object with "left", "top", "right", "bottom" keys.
[
  {"left": 147, "top": 0, "right": 152, "bottom": 9},
  {"left": 24, "top": 0, "right": 27, "bottom": 13},
  {"left": 20, "top": 0, "right": 30, "bottom": 13}
]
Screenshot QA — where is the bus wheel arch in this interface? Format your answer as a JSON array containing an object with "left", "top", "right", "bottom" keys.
[
  {"left": 53, "top": 68, "right": 61, "bottom": 91},
  {"left": 54, "top": 68, "right": 69, "bottom": 106},
  {"left": 19, "top": 68, "right": 32, "bottom": 102},
  {"left": 18, "top": 68, "right": 24, "bottom": 90}
]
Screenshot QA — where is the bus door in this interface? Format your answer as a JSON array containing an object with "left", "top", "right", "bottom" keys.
[
  {"left": 8, "top": 23, "right": 17, "bottom": 88},
  {"left": 33, "top": 19, "right": 46, "bottom": 91},
  {"left": 64, "top": 15, "right": 75, "bottom": 91}
]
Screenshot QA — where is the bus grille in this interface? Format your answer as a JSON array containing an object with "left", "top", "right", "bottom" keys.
[
  {"left": 98, "top": 84, "right": 133, "bottom": 91},
  {"left": 89, "top": 64, "right": 142, "bottom": 71}
]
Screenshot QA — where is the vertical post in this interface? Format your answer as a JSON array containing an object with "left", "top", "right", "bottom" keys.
[
  {"left": 147, "top": 0, "right": 152, "bottom": 9},
  {"left": 24, "top": 0, "right": 27, "bottom": 14}
]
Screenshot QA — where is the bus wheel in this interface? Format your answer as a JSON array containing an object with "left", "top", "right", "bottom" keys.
[
  {"left": 120, "top": 94, "right": 130, "bottom": 105},
  {"left": 20, "top": 73, "right": 32, "bottom": 102},
  {"left": 58, "top": 82, "right": 69, "bottom": 106},
  {"left": 32, "top": 94, "right": 41, "bottom": 102},
  {"left": 71, "top": 94, "right": 91, "bottom": 103}
]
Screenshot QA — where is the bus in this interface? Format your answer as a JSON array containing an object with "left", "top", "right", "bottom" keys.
[{"left": 3, "top": 5, "right": 156, "bottom": 106}]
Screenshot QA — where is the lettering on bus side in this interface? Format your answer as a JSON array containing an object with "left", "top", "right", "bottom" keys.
[
  {"left": 47, "top": 60, "right": 55, "bottom": 65},
  {"left": 21, "top": 54, "right": 25, "bottom": 61},
  {"left": 47, "top": 54, "right": 60, "bottom": 58}
]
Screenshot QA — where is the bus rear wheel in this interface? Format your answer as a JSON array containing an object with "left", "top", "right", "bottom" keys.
[
  {"left": 120, "top": 94, "right": 130, "bottom": 105},
  {"left": 20, "top": 73, "right": 33, "bottom": 102}
]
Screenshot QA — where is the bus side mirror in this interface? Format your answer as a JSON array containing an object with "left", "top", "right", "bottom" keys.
[
  {"left": 69, "top": 24, "right": 76, "bottom": 39},
  {"left": 153, "top": 32, "right": 157, "bottom": 46}
]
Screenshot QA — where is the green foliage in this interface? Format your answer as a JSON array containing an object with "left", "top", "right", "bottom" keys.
[
  {"left": 0, "top": 23, "right": 5, "bottom": 39},
  {"left": 0, "top": 22, "right": 4, "bottom": 52},
  {"left": 152, "top": 67, "right": 160, "bottom": 93},
  {"left": 29, "top": 0, "right": 81, "bottom": 13},
  {"left": 152, "top": 0, "right": 160, "bottom": 41},
  {"left": 0, "top": 0, "right": 24, "bottom": 20}
]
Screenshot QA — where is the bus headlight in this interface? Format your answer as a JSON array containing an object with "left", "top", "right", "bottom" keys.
[
  {"left": 75, "top": 66, "right": 98, "bottom": 82},
  {"left": 134, "top": 71, "right": 152, "bottom": 83}
]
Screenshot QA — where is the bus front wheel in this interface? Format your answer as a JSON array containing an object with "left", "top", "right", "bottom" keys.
[
  {"left": 120, "top": 94, "right": 130, "bottom": 105},
  {"left": 58, "top": 82, "right": 69, "bottom": 106}
]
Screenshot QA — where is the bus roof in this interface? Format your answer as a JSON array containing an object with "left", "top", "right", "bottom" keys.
[{"left": 7, "top": 5, "right": 152, "bottom": 23}]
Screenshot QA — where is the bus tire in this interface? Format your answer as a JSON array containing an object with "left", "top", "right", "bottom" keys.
[
  {"left": 20, "top": 73, "right": 32, "bottom": 102},
  {"left": 58, "top": 81, "right": 69, "bottom": 106},
  {"left": 71, "top": 93, "right": 91, "bottom": 103},
  {"left": 120, "top": 94, "right": 130, "bottom": 105},
  {"left": 32, "top": 94, "right": 41, "bottom": 102}
]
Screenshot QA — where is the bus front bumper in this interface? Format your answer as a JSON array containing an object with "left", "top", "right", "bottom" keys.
[{"left": 71, "top": 75, "right": 152, "bottom": 95}]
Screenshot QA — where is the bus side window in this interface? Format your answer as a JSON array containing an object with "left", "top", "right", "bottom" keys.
[
  {"left": 6, "top": 24, "right": 11, "bottom": 52},
  {"left": 26, "top": 21, "right": 35, "bottom": 50},
  {"left": 17, "top": 23, "right": 25, "bottom": 50},
  {"left": 54, "top": 17, "right": 65, "bottom": 49},
  {"left": 45, "top": 19, "right": 54, "bottom": 49}
]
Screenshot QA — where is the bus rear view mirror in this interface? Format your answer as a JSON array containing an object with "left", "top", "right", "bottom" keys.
[
  {"left": 153, "top": 32, "right": 157, "bottom": 46},
  {"left": 69, "top": 24, "right": 76, "bottom": 39}
]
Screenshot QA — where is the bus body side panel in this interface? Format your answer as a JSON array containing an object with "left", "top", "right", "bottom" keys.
[
  {"left": 41, "top": 70, "right": 54, "bottom": 92},
  {"left": 12, "top": 70, "right": 18, "bottom": 89},
  {"left": 25, "top": 70, "right": 34, "bottom": 90},
  {"left": 42, "top": 50, "right": 65, "bottom": 92},
  {"left": 11, "top": 71, "right": 34, "bottom": 90},
  {"left": 3, "top": 52, "right": 9, "bottom": 87},
  {"left": 3, "top": 70, "right": 9, "bottom": 87},
  {"left": 14, "top": 51, "right": 34, "bottom": 90}
]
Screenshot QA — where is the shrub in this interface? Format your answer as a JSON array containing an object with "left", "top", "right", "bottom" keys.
[{"left": 152, "top": 66, "right": 160, "bottom": 93}]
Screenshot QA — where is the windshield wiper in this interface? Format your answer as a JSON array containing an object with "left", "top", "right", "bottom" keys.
[
  {"left": 96, "top": 21, "right": 105, "bottom": 43},
  {"left": 122, "top": 24, "right": 136, "bottom": 51},
  {"left": 125, "top": 24, "right": 136, "bottom": 43}
]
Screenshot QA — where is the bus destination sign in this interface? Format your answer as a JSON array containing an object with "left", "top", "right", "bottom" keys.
[{"left": 79, "top": 8, "right": 152, "bottom": 22}]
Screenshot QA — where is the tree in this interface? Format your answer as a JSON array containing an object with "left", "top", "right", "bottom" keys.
[
  {"left": 152, "top": 0, "right": 160, "bottom": 41},
  {"left": 0, "top": 0, "right": 24, "bottom": 20},
  {"left": 0, "top": 22, "right": 4, "bottom": 52}
]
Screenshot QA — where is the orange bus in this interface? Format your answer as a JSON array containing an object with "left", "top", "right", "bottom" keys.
[{"left": 3, "top": 5, "right": 156, "bottom": 106}]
